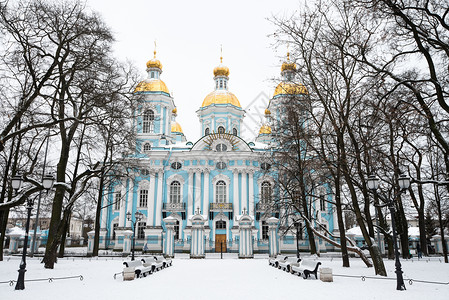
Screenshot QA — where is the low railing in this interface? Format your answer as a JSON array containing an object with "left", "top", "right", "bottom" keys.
[
  {"left": 162, "top": 202, "right": 186, "bottom": 211},
  {"left": 209, "top": 202, "right": 233, "bottom": 211}
]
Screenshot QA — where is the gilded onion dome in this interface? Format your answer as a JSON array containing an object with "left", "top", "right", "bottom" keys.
[
  {"left": 265, "top": 108, "right": 271, "bottom": 115},
  {"left": 273, "top": 82, "right": 308, "bottom": 97},
  {"left": 281, "top": 52, "right": 297, "bottom": 72},
  {"left": 134, "top": 79, "right": 170, "bottom": 94},
  {"left": 171, "top": 121, "right": 183, "bottom": 134},
  {"left": 213, "top": 56, "right": 230, "bottom": 77},
  {"left": 146, "top": 50, "right": 162, "bottom": 70},
  {"left": 259, "top": 124, "right": 272, "bottom": 135},
  {"left": 134, "top": 50, "right": 170, "bottom": 95},
  {"left": 201, "top": 90, "right": 241, "bottom": 108},
  {"left": 172, "top": 108, "right": 177, "bottom": 114}
]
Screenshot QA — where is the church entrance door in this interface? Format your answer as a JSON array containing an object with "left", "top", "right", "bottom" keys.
[{"left": 215, "top": 234, "right": 227, "bottom": 253}]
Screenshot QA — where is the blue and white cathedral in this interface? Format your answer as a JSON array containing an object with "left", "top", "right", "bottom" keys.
[{"left": 97, "top": 50, "right": 337, "bottom": 256}]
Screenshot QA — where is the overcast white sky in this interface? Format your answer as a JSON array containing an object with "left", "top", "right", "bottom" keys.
[{"left": 86, "top": 0, "right": 303, "bottom": 142}]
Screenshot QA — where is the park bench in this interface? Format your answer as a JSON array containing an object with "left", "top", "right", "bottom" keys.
[
  {"left": 279, "top": 257, "right": 302, "bottom": 273},
  {"left": 154, "top": 255, "right": 172, "bottom": 268},
  {"left": 269, "top": 255, "right": 288, "bottom": 269},
  {"left": 122, "top": 260, "right": 145, "bottom": 280},
  {"left": 291, "top": 260, "right": 322, "bottom": 279}
]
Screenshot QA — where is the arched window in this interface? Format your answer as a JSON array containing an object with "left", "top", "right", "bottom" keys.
[
  {"left": 143, "top": 110, "right": 155, "bottom": 133},
  {"left": 217, "top": 126, "right": 225, "bottom": 134},
  {"left": 216, "top": 180, "right": 226, "bottom": 203},
  {"left": 320, "top": 194, "right": 326, "bottom": 211},
  {"left": 205, "top": 128, "right": 210, "bottom": 136},
  {"left": 170, "top": 181, "right": 181, "bottom": 203},
  {"left": 232, "top": 128, "right": 238, "bottom": 136},
  {"left": 216, "top": 220, "right": 226, "bottom": 229},
  {"left": 216, "top": 143, "right": 227, "bottom": 152},
  {"left": 262, "top": 221, "right": 268, "bottom": 240},
  {"left": 143, "top": 143, "right": 151, "bottom": 152},
  {"left": 261, "top": 181, "right": 272, "bottom": 203}
]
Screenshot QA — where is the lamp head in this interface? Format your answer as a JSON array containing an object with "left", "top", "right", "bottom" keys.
[
  {"left": 126, "top": 211, "right": 131, "bottom": 221},
  {"left": 135, "top": 211, "right": 144, "bottom": 221},
  {"left": 398, "top": 174, "right": 410, "bottom": 190},
  {"left": 11, "top": 174, "right": 23, "bottom": 191},
  {"left": 42, "top": 173, "right": 55, "bottom": 190},
  {"left": 367, "top": 174, "right": 379, "bottom": 191}
]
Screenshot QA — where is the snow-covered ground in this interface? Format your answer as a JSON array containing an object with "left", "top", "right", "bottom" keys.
[{"left": 1, "top": 254, "right": 448, "bottom": 300}]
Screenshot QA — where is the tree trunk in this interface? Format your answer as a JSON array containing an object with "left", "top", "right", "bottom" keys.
[
  {"left": 335, "top": 169, "right": 350, "bottom": 267},
  {"left": 93, "top": 170, "right": 105, "bottom": 257}
]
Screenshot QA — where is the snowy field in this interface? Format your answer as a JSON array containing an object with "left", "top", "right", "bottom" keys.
[{"left": 1, "top": 253, "right": 448, "bottom": 300}]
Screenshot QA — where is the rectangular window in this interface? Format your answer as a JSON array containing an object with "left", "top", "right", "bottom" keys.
[
  {"left": 114, "top": 192, "right": 121, "bottom": 210},
  {"left": 174, "top": 220, "right": 180, "bottom": 240},
  {"left": 112, "top": 223, "right": 118, "bottom": 240},
  {"left": 320, "top": 195, "right": 325, "bottom": 211},
  {"left": 262, "top": 221, "right": 269, "bottom": 240},
  {"left": 140, "top": 190, "right": 148, "bottom": 207},
  {"left": 137, "top": 222, "right": 146, "bottom": 239}
]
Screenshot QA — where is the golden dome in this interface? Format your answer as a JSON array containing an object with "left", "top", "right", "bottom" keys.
[
  {"left": 281, "top": 52, "right": 296, "bottom": 72},
  {"left": 259, "top": 125, "right": 272, "bottom": 135},
  {"left": 213, "top": 56, "right": 229, "bottom": 77},
  {"left": 134, "top": 79, "right": 170, "bottom": 94},
  {"left": 172, "top": 108, "right": 177, "bottom": 114},
  {"left": 265, "top": 109, "right": 271, "bottom": 115},
  {"left": 171, "top": 121, "right": 183, "bottom": 133},
  {"left": 273, "top": 82, "right": 308, "bottom": 97},
  {"left": 146, "top": 50, "right": 162, "bottom": 70},
  {"left": 201, "top": 90, "right": 241, "bottom": 108}
]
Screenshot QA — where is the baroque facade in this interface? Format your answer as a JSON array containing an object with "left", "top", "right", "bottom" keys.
[{"left": 98, "top": 50, "right": 337, "bottom": 255}]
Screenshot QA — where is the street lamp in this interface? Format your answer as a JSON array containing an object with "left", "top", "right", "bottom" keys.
[
  {"left": 367, "top": 173, "right": 410, "bottom": 291},
  {"left": 13, "top": 173, "right": 55, "bottom": 290},
  {"left": 126, "top": 211, "right": 144, "bottom": 261}
]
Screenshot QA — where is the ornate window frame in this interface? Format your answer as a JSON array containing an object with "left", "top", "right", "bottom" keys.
[{"left": 212, "top": 174, "right": 230, "bottom": 203}]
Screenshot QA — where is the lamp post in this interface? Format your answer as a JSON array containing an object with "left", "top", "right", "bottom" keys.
[
  {"left": 126, "top": 211, "right": 143, "bottom": 261},
  {"left": 367, "top": 173, "right": 410, "bottom": 291},
  {"left": 12, "top": 173, "right": 55, "bottom": 290}
]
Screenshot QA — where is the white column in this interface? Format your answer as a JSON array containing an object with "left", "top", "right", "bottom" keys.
[
  {"left": 240, "top": 172, "right": 247, "bottom": 214},
  {"left": 125, "top": 180, "right": 134, "bottom": 228},
  {"left": 233, "top": 170, "right": 239, "bottom": 219},
  {"left": 202, "top": 171, "right": 210, "bottom": 215},
  {"left": 187, "top": 171, "right": 194, "bottom": 223},
  {"left": 155, "top": 172, "right": 163, "bottom": 226},
  {"left": 100, "top": 192, "right": 108, "bottom": 229},
  {"left": 147, "top": 173, "right": 156, "bottom": 226},
  {"left": 248, "top": 171, "right": 254, "bottom": 217},
  {"left": 119, "top": 181, "right": 127, "bottom": 227},
  {"left": 195, "top": 171, "right": 202, "bottom": 213}
]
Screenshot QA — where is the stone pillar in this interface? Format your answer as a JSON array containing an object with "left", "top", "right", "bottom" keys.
[
  {"left": 267, "top": 217, "right": 280, "bottom": 258},
  {"left": 190, "top": 213, "right": 206, "bottom": 258},
  {"left": 119, "top": 179, "right": 128, "bottom": 227},
  {"left": 163, "top": 216, "right": 177, "bottom": 258},
  {"left": 33, "top": 232, "right": 42, "bottom": 253},
  {"left": 238, "top": 214, "right": 254, "bottom": 258},
  {"left": 202, "top": 170, "right": 210, "bottom": 215},
  {"left": 122, "top": 230, "right": 133, "bottom": 255},
  {"left": 248, "top": 171, "right": 254, "bottom": 216},
  {"left": 155, "top": 172, "right": 163, "bottom": 226},
  {"left": 147, "top": 173, "right": 156, "bottom": 226},
  {"left": 125, "top": 180, "right": 134, "bottom": 228},
  {"left": 8, "top": 232, "right": 22, "bottom": 253},
  {"left": 233, "top": 170, "right": 239, "bottom": 219},
  {"left": 87, "top": 231, "right": 95, "bottom": 255},
  {"left": 194, "top": 171, "right": 201, "bottom": 215},
  {"left": 187, "top": 171, "right": 194, "bottom": 225},
  {"left": 65, "top": 236, "right": 72, "bottom": 247},
  {"left": 240, "top": 172, "right": 247, "bottom": 215}
]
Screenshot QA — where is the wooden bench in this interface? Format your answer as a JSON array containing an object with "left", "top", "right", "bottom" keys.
[
  {"left": 279, "top": 257, "right": 302, "bottom": 273},
  {"left": 291, "top": 260, "right": 322, "bottom": 279}
]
